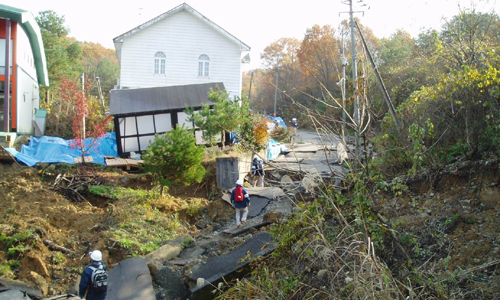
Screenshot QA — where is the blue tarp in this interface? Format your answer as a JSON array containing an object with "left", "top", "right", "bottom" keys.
[
  {"left": 267, "top": 139, "right": 287, "bottom": 161},
  {"left": 265, "top": 115, "right": 287, "bottom": 128},
  {"left": 5, "top": 133, "right": 118, "bottom": 167}
]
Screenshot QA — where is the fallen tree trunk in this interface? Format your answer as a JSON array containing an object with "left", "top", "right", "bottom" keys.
[{"left": 42, "top": 239, "right": 75, "bottom": 254}]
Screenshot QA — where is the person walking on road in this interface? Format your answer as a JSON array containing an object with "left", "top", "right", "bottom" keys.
[
  {"left": 290, "top": 118, "right": 299, "bottom": 136},
  {"left": 230, "top": 179, "right": 251, "bottom": 227},
  {"left": 79, "top": 250, "right": 108, "bottom": 300},
  {"left": 251, "top": 155, "right": 265, "bottom": 187}
]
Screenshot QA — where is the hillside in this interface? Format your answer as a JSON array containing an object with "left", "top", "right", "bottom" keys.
[{"left": 1, "top": 152, "right": 499, "bottom": 299}]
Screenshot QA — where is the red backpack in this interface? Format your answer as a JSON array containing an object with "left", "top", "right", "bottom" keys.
[{"left": 234, "top": 186, "right": 244, "bottom": 202}]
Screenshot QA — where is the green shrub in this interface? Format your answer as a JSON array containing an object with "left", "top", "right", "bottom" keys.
[
  {"left": 0, "top": 264, "right": 10, "bottom": 276},
  {"left": 270, "top": 126, "right": 289, "bottom": 143},
  {"left": 142, "top": 126, "right": 206, "bottom": 194}
]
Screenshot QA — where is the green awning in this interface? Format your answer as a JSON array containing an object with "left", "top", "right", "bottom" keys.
[{"left": 0, "top": 4, "right": 49, "bottom": 86}]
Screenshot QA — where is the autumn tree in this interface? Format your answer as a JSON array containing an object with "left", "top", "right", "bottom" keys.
[
  {"left": 81, "top": 42, "right": 120, "bottom": 101},
  {"left": 298, "top": 24, "right": 340, "bottom": 96},
  {"left": 248, "top": 38, "right": 302, "bottom": 116},
  {"left": 58, "top": 78, "right": 112, "bottom": 161}
]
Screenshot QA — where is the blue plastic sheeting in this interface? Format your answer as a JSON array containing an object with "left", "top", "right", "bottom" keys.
[
  {"left": 267, "top": 139, "right": 287, "bottom": 161},
  {"left": 265, "top": 115, "right": 287, "bottom": 128},
  {"left": 5, "top": 133, "right": 118, "bottom": 167}
]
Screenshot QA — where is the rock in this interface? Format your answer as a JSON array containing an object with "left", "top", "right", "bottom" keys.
[
  {"left": 147, "top": 260, "right": 164, "bottom": 277},
  {"left": 28, "top": 271, "right": 48, "bottom": 296},
  {"left": 317, "top": 269, "right": 328, "bottom": 279},
  {"left": 263, "top": 211, "right": 285, "bottom": 223},
  {"left": 20, "top": 252, "right": 50, "bottom": 278},
  {"left": 144, "top": 235, "right": 193, "bottom": 265},
  {"left": 196, "top": 278, "right": 205, "bottom": 287},
  {"left": 179, "top": 247, "right": 206, "bottom": 261},
  {"left": 479, "top": 187, "right": 500, "bottom": 209}
]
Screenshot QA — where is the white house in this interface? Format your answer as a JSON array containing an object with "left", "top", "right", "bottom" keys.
[{"left": 113, "top": 2, "right": 250, "bottom": 98}]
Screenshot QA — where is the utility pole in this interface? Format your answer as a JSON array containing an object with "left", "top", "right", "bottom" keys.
[
  {"left": 273, "top": 55, "right": 280, "bottom": 117},
  {"left": 248, "top": 71, "right": 254, "bottom": 100},
  {"left": 354, "top": 21, "right": 399, "bottom": 129},
  {"left": 349, "top": 0, "right": 360, "bottom": 159},
  {"left": 341, "top": 30, "right": 347, "bottom": 140},
  {"left": 96, "top": 76, "right": 106, "bottom": 113},
  {"left": 81, "top": 73, "right": 85, "bottom": 139}
]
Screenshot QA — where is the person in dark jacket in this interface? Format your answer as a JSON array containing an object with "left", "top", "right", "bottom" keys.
[
  {"left": 290, "top": 118, "right": 299, "bottom": 136},
  {"left": 251, "top": 156, "right": 265, "bottom": 187},
  {"left": 79, "top": 250, "right": 107, "bottom": 300},
  {"left": 230, "top": 179, "right": 251, "bottom": 227}
]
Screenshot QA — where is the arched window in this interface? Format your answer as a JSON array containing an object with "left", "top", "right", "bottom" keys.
[
  {"left": 154, "top": 52, "right": 166, "bottom": 74},
  {"left": 198, "top": 54, "right": 210, "bottom": 77}
]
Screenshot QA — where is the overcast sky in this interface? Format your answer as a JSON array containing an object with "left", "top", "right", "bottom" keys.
[{"left": 6, "top": 0, "right": 499, "bottom": 70}]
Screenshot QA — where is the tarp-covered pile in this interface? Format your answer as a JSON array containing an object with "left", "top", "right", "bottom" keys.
[
  {"left": 267, "top": 138, "right": 287, "bottom": 161},
  {"left": 5, "top": 133, "right": 118, "bottom": 167},
  {"left": 265, "top": 115, "right": 287, "bottom": 129}
]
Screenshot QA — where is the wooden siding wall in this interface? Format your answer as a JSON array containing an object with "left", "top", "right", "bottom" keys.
[{"left": 119, "top": 10, "right": 243, "bottom": 98}]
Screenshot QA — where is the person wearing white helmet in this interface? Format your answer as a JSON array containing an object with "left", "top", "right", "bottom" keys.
[
  {"left": 230, "top": 179, "right": 251, "bottom": 227},
  {"left": 251, "top": 155, "right": 265, "bottom": 187},
  {"left": 290, "top": 118, "right": 299, "bottom": 136},
  {"left": 79, "top": 250, "right": 107, "bottom": 300}
]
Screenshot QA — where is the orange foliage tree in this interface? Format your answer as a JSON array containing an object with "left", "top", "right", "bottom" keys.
[
  {"left": 58, "top": 78, "right": 112, "bottom": 160},
  {"left": 298, "top": 24, "right": 340, "bottom": 95}
]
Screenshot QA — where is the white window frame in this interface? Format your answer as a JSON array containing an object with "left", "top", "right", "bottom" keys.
[
  {"left": 198, "top": 54, "right": 210, "bottom": 77},
  {"left": 154, "top": 52, "right": 166, "bottom": 74}
]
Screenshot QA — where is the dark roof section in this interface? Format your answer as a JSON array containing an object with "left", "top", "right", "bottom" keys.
[
  {"left": 0, "top": 4, "right": 49, "bottom": 86},
  {"left": 109, "top": 82, "right": 224, "bottom": 116}
]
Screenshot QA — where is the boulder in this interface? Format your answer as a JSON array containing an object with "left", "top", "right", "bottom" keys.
[
  {"left": 144, "top": 235, "right": 193, "bottom": 265},
  {"left": 28, "top": 271, "right": 48, "bottom": 296},
  {"left": 147, "top": 260, "right": 164, "bottom": 277},
  {"left": 20, "top": 253, "right": 50, "bottom": 278}
]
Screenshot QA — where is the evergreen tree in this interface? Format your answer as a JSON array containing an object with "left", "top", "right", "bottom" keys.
[{"left": 143, "top": 126, "right": 206, "bottom": 194}]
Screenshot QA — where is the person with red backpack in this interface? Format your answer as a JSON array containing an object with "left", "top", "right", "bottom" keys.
[
  {"left": 79, "top": 250, "right": 108, "bottom": 300},
  {"left": 230, "top": 179, "right": 251, "bottom": 227}
]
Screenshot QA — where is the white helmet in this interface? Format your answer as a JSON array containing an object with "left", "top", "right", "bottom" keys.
[
  {"left": 89, "top": 250, "right": 102, "bottom": 261},
  {"left": 292, "top": 118, "right": 297, "bottom": 120},
  {"left": 236, "top": 179, "right": 244, "bottom": 185}
]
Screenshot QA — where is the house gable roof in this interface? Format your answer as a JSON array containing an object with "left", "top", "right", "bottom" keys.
[
  {"left": 0, "top": 4, "right": 49, "bottom": 86},
  {"left": 113, "top": 3, "right": 250, "bottom": 61},
  {"left": 109, "top": 82, "right": 224, "bottom": 116}
]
